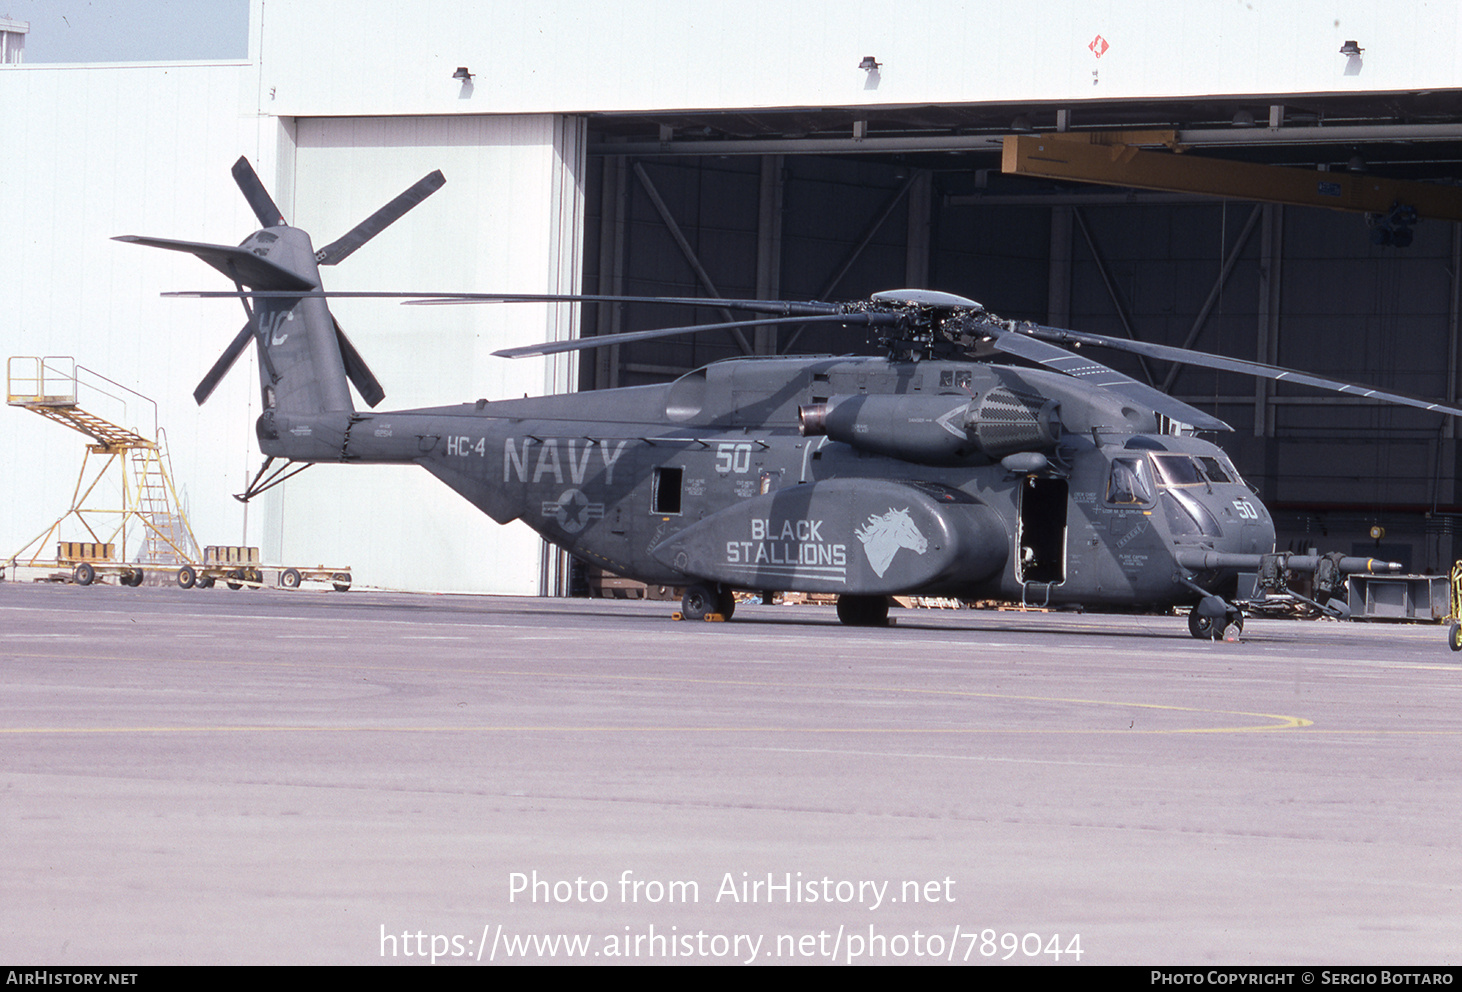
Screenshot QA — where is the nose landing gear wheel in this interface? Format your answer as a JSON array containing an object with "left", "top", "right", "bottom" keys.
[{"left": 1189, "top": 605, "right": 1243, "bottom": 640}]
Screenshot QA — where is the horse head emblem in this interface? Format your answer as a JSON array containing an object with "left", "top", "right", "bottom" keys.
[{"left": 855, "top": 507, "right": 928, "bottom": 578}]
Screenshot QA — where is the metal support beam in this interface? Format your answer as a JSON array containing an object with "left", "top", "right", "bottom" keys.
[
  {"left": 632, "top": 161, "right": 754, "bottom": 355},
  {"left": 754, "top": 155, "right": 785, "bottom": 355},
  {"left": 818, "top": 170, "right": 919, "bottom": 300},
  {"left": 594, "top": 156, "right": 628, "bottom": 390},
  {"left": 1254, "top": 204, "right": 1284, "bottom": 437},
  {"left": 905, "top": 169, "right": 932, "bottom": 289},
  {"left": 1003, "top": 133, "right": 1462, "bottom": 223},
  {"left": 1449, "top": 222, "right": 1460, "bottom": 443},
  {"left": 593, "top": 122, "right": 1462, "bottom": 160},
  {"left": 781, "top": 171, "right": 919, "bottom": 353},
  {"left": 1047, "top": 205, "right": 1073, "bottom": 328},
  {"left": 1071, "top": 207, "right": 1156, "bottom": 386},
  {"left": 1160, "top": 204, "right": 1262, "bottom": 394}
]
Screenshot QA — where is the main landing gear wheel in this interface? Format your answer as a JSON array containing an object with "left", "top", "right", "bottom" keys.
[
  {"left": 176, "top": 565, "right": 196, "bottom": 589},
  {"left": 681, "top": 583, "right": 716, "bottom": 621},
  {"left": 716, "top": 588, "right": 736, "bottom": 621},
  {"left": 837, "top": 595, "right": 889, "bottom": 627}
]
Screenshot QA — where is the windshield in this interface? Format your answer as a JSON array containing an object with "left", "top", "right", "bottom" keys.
[
  {"left": 1150, "top": 453, "right": 1244, "bottom": 489},
  {"left": 1150, "top": 454, "right": 1206, "bottom": 488}
]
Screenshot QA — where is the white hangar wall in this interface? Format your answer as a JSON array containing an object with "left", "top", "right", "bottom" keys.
[
  {"left": 257, "top": 0, "right": 1460, "bottom": 117},
  {"left": 257, "top": 114, "right": 585, "bottom": 595},
  {"left": 0, "top": 62, "right": 262, "bottom": 573}
]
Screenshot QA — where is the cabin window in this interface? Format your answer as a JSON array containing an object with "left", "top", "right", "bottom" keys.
[
  {"left": 1106, "top": 457, "right": 1154, "bottom": 505},
  {"left": 652, "top": 467, "right": 683, "bottom": 514}
]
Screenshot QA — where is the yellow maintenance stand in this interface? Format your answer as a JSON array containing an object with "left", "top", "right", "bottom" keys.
[
  {"left": 5, "top": 356, "right": 200, "bottom": 585},
  {"left": 1449, "top": 561, "right": 1462, "bottom": 651}
]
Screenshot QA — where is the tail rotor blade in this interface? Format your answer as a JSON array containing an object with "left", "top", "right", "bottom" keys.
[
  {"left": 231, "top": 157, "right": 287, "bottom": 228},
  {"left": 194, "top": 323, "right": 254, "bottom": 405},
  {"left": 314, "top": 170, "right": 446, "bottom": 266},
  {"left": 333, "top": 318, "right": 386, "bottom": 407}
]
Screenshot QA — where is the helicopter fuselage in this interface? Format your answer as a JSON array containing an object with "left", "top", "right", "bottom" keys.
[{"left": 260, "top": 353, "right": 1275, "bottom": 609}]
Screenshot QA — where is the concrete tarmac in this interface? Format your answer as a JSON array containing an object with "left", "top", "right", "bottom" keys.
[{"left": 2, "top": 581, "right": 1459, "bottom": 965}]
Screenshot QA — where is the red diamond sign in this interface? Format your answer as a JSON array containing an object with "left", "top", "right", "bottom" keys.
[{"left": 1089, "top": 35, "right": 1109, "bottom": 58}]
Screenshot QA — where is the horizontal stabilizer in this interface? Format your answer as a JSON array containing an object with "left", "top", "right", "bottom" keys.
[{"left": 113, "top": 236, "right": 316, "bottom": 291}]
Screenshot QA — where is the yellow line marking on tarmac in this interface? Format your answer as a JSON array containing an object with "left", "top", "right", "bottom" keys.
[
  {"left": 0, "top": 653, "right": 1310, "bottom": 733},
  {"left": 0, "top": 721, "right": 1306, "bottom": 735},
  {"left": 13, "top": 645, "right": 1462, "bottom": 734}
]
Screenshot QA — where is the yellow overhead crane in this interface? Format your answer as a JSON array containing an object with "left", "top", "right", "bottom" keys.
[
  {"left": 5, "top": 356, "right": 201, "bottom": 585},
  {"left": 1002, "top": 131, "right": 1462, "bottom": 234}
]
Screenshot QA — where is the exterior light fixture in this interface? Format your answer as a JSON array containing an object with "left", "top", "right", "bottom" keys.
[
  {"left": 859, "top": 56, "right": 880, "bottom": 71},
  {"left": 1339, "top": 40, "right": 1362, "bottom": 56},
  {"left": 452, "top": 66, "right": 474, "bottom": 82}
]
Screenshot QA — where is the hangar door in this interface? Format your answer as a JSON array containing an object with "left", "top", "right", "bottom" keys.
[{"left": 256, "top": 114, "right": 588, "bottom": 597}]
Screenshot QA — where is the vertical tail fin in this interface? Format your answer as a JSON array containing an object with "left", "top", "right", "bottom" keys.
[{"left": 114, "top": 157, "right": 444, "bottom": 418}]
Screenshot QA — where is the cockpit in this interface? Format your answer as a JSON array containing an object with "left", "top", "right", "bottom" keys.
[
  {"left": 1107, "top": 451, "right": 1244, "bottom": 504},
  {"left": 1106, "top": 449, "right": 1249, "bottom": 541}
]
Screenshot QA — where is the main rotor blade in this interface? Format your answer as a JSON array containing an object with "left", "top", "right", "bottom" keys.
[
  {"left": 232, "top": 157, "right": 287, "bottom": 228},
  {"left": 404, "top": 293, "right": 844, "bottom": 316},
  {"left": 194, "top": 323, "right": 254, "bottom": 405},
  {"left": 494, "top": 312, "right": 899, "bottom": 359},
  {"left": 985, "top": 325, "right": 1233, "bottom": 432},
  {"left": 164, "top": 290, "right": 844, "bottom": 316},
  {"left": 333, "top": 317, "right": 386, "bottom": 407},
  {"left": 1022, "top": 323, "right": 1462, "bottom": 419},
  {"left": 313, "top": 171, "right": 446, "bottom": 266}
]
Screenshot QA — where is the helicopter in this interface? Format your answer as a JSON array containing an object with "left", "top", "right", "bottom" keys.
[{"left": 116, "top": 157, "right": 1462, "bottom": 640}]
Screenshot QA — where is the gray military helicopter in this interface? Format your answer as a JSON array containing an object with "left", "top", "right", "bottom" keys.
[{"left": 118, "top": 158, "right": 1462, "bottom": 639}]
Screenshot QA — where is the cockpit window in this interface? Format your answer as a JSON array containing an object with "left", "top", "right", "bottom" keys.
[
  {"left": 1150, "top": 454, "right": 1207, "bottom": 488},
  {"left": 1107, "top": 457, "right": 1154, "bottom": 504},
  {"left": 1150, "top": 452, "right": 1244, "bottom": 488},
  {"left": 1197, "top": 456, "right": 1231, "bottom": 484}
]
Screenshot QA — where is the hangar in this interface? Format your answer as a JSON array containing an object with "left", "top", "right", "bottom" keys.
[{"left": 3, "top": 0, "right": 1460, "bottom": 595}]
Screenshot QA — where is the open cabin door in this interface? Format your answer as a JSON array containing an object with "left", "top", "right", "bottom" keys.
[{"left": 1017, "top": 477, "right": 1068, "bottom": 586}]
